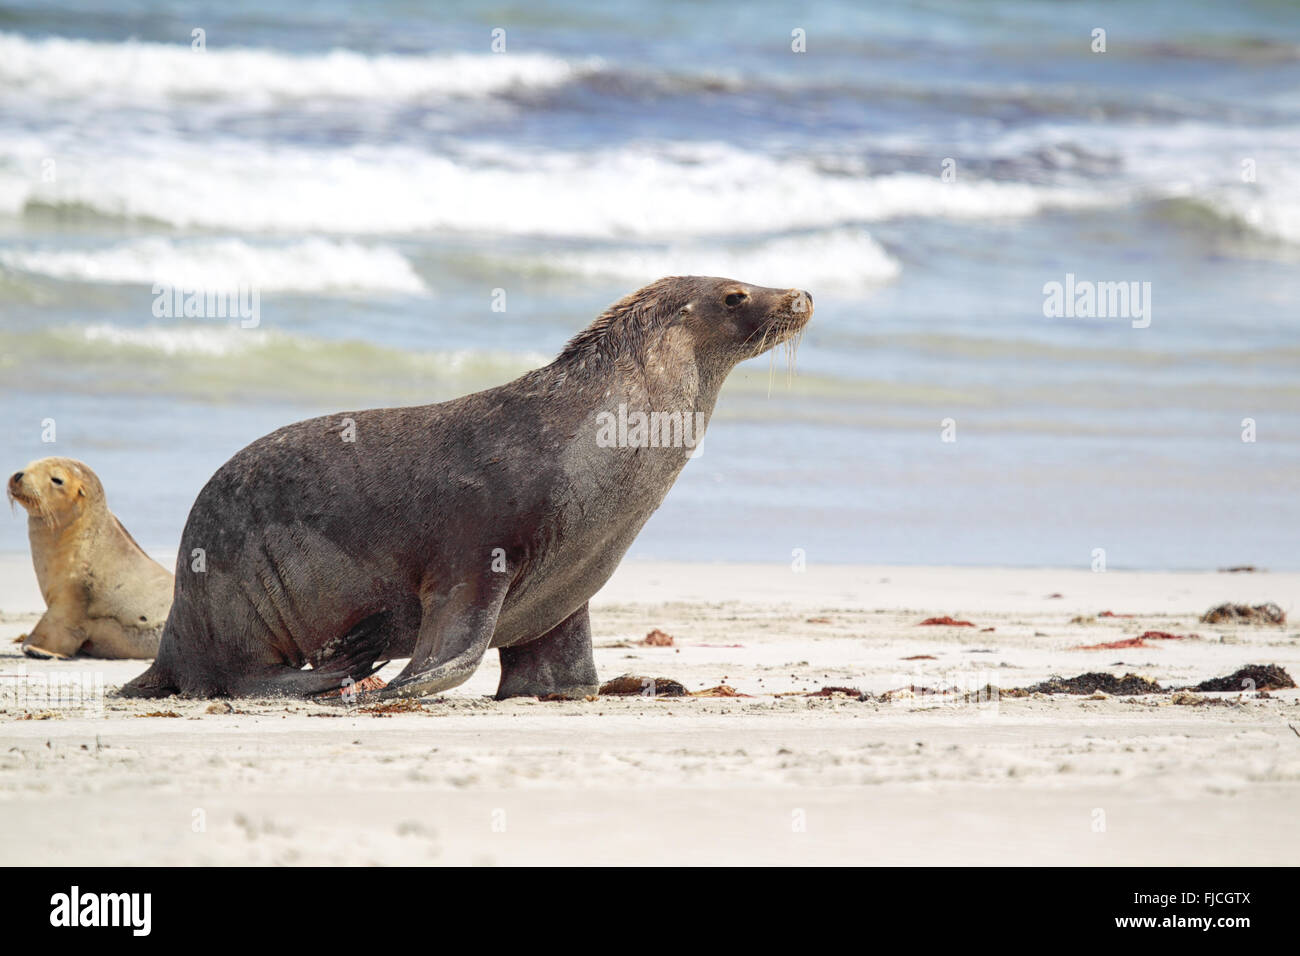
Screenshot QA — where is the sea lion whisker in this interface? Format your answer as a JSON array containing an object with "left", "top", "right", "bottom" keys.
[
  {"left": 785, "top": 328, "right": 804, "bottom": 385},
  {"left": 760, "top": 324, "right": 782, "bottom": 397},
  {"left": 740, "top": 325, "right": 767, "bottom": 350},
  {"left": 764, "top": 326, "right": 778, "bottom": 397},
  {"left": 740, "top": 312, "right": 780, "bottom": 351}
]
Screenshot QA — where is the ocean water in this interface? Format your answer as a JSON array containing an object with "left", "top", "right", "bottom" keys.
[{"left": 1, "top": 0, "right": 1298, "bottom": 570}]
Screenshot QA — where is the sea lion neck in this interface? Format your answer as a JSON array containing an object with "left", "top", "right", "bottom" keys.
[
  {"left": 553, "top": 279, "right": 676, "bottom": 367},
  {"left": 640, "top": 322, "right": 725, "bottom": 412},
  {"left": 545, "top": 307, "right": 728, "bottom": 416},
  {"left": 540, "top": 328, "right": 724, "bottom": 427},
  {"left": 26, "top": 508, "right": 95, "bottom": 604}
]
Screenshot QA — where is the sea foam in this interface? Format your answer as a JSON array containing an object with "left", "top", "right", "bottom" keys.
[
  {"left": 0, "top": 31, "right": 589, "bottom": 104},
  {"left": 0, "top": 238, "right": 428, "bottom": 293}
]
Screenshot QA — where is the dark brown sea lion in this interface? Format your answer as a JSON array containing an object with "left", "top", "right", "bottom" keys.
[
  {"left": 123, "top": 276, "right": 812, "bottom": 700},
  {"left": 8, "top": 457, "right": 173, "bottom": 660}
]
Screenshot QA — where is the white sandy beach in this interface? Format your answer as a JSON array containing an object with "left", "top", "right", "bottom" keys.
[{"left": 1, "top": 555, "right": 1297, "bottom": 866}]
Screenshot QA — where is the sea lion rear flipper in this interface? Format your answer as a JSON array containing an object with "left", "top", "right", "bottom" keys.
[
  {"left": 120, "top": 660, "right": 177, "bottom": 698},
  {"left": 240, "top": 659, "right": 388, "bottom": 698},
  {"left": 124, "top": 612, "right": 391, "bottom": 699},
  {"left": 22, "top": 613, "right": 84, "bottom": 659},
  {"left": 233, "top": 611, "right": 395, "bottom": 698},
  {"left": 378, "top": 577, "right": 509, "bottom": 700}
]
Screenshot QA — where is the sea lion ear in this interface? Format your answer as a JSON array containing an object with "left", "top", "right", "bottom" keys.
[{"left": 77, "top": 487, "right": 86, "bottom": 498}]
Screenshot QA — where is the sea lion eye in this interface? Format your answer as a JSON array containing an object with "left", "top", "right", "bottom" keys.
[
  {"left": 725, "top": 292, "right": 748, "bottom": 307},
  {"left": 51, "top": 477, "right": 63, "bottom": 485}
]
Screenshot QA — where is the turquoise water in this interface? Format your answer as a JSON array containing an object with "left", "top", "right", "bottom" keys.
[{"left": 1, "top": 1, "right": 1298, "bottom": 568}]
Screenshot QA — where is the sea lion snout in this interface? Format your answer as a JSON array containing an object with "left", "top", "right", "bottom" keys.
[
  {"left": 755, "top": 284, "right": 813, "bottom": 337},
  {"left": 786, "top": 288, "right": 814, "bottom": 326},
  {"left": 8, "top": 468, "right": 33, "bottom": 507},
  {"left": 9, "top": 463, "right": 49, "bottom": 498}
]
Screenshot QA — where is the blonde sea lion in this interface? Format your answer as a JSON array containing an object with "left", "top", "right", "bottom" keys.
[
  {"left": 7, "top": 457, "right": 172, "bottom": 659},
  {"left": 124, "top": 276, "right": 812, "bottom": 699}
]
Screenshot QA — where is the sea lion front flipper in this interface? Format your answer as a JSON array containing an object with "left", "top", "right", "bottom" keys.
[
  {"left": 495, "top": 602, "right": 598, "bottom": 700},
  {"left": 377, "top": 576, "right": 509, "bottom": 700},
  {"left": 22, "top": 612, "right": 85, "bottom": 659}
]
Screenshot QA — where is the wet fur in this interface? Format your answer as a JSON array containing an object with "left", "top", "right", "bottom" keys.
[{"left": 123, "top": 276, "right": 812, "bottom": 699}]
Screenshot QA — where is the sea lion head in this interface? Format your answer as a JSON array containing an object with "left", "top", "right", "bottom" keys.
[
  {"left": 559, "top": 276, "right": 813, "bottom": 375},
  {"left": 669, "top": 276, "right": 813, "bottom": 365},
  {"left": 7, "top": 457, "right": 102, "bottom": 528}
]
